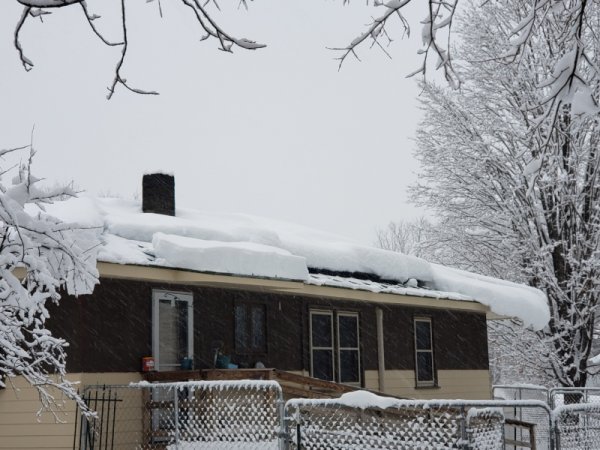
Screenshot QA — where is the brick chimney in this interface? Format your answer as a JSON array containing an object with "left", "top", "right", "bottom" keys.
[{"left": 142, "top": 173, "right": 175, "bottom": 216}]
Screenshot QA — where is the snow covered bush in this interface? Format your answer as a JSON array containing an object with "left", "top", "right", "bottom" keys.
[{"left": 0, "top": 145, "right": 99, "bottom": 414}]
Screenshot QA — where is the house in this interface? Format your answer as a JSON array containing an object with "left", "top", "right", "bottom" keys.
[{"left": 0, "top": 173, "right": 549, "bottom": 449}]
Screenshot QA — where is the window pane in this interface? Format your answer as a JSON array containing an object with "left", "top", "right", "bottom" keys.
[
  {"left": 235, "top": 305, "right": 248, "bottom": 351},
  {"left": 311, "top": 314, "right": 332, "bottom": 347},
  {"left": 415, "top": 321, "right": 432, "bottom": 350},
  {"left": 312, "top": 350, "right": 334, "bottom": 381},
  {"left": 417, "top": 352, "right": 434, "bottom": 382},
  {"left": 339, "top": 349, "right": 360, "bottom": 383},
  {"left": 251, "top": 306, "right": 266, "bottom": 352},
  {"left": 177, "top": 301, "right": 188, "bottom": 361},
  {"left": 159, "top": 300, "right": 177, "bottom": 366},
  {"left": 159, "top": 299, "right": 188, "bottom": 366},
  {"left": 338, "top": 315, "right": 358, "bottom": 348}
]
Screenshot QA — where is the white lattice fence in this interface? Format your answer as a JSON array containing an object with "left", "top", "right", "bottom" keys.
[
  {"left": 76, "top": 380, "right": 284, "bottom": 450},
  {"left": 285, "top": 396, "right": 505, "bottom": 450}
]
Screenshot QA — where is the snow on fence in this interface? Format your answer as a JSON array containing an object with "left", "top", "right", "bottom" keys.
[
  {"left": 75, "top": 381, "right": 589, "bottom": 450},
  {"left": 493, "top": 384, "right": 552, "bottom": 449},
  {"left": 554, "top": 403, "right": 600, "bottom": 450},
  {"left": 283, "top": 392, "right": 541, "bottom": 450},
  {"left": 549, "top": 387, "right": 600, "bottom": 409},
  {"left": 74, "top": 380, "right": 284, "bottom": 450}
]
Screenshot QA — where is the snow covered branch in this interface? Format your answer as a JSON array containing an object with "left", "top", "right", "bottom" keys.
[
  {"left": 0, "top": 144, "right": 100, "bottom": 416},
  {"left": 334, "top": 0, "right": 460, "bottom": 87}
]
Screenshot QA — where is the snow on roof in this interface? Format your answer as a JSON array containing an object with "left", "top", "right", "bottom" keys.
[
  {"left": 306, "top": 274, "right": 473, "bottom": 302},
  {"left": 41, "top": 195, "right": 549, "bottom": 330}
]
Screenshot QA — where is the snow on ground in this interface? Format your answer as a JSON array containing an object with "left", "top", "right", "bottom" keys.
[{"left": 42, "top": 195, "right": 549, "bottom": 329}]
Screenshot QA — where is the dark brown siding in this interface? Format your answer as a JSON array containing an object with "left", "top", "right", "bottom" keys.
[
  {"left": 382, "top": 306, "right": 489, "bottom": 371},
  {"left": 47, "top": 279, "right": 153, "bottom": 373},
  {"left": 46, "top": 278, "right": 489, "bottom": 377}
]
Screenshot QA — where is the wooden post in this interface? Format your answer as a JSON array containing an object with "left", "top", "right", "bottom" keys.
[{"left": 376, "top": 308, "right": 386, "bottom": 393}]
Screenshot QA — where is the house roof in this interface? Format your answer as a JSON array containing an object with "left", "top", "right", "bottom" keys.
[{"left": 43, "top": 196, "right": 550, "bottom": 330}]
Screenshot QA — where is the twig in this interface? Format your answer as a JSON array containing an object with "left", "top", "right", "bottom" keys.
[{"left": 107, "top": 0, "right": 159, "bottom": 99}]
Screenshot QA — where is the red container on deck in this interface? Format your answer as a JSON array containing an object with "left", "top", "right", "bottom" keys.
[{"left": 142, "top": 357, "right": 155, "bottom": 372}]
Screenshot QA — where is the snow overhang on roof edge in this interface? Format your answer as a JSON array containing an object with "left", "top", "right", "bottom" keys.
[{"left": 40, "top": 196, "right": 550, "bottom": 331}]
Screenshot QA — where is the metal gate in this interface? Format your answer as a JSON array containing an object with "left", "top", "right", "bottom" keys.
[{"left": 74, "top": 386, "right": 122, "bottom": 450}]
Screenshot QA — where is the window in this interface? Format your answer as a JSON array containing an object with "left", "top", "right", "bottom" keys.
[
  {"left": 310, "top": 311, "right": 335, "bottom": 381},
  {"left": 414, "top": 317, "right": 435, "bottom": 386},
  {"left": 310, "top": 310, "right": 360, "bottom": 385},
  {"left": 235, "top": 303, "right": 267, "bottom": 354},
  {"left": 152, "top": 290, "right": 193, "bottom": 372},
  {"left": 337, "top": 313, "right": 360, "bottom": 384}
]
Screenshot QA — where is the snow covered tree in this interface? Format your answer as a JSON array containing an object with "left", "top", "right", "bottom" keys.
[
  {"left": 413, "top": 0, "right": 600, "bottom": 388},
  {"left": 0, "top": 144, "right": 99, "bottom": 414}
]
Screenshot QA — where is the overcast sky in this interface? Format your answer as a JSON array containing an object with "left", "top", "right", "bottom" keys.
[{"left": 0, "top": 0, "right": 428, "bottom": 245}]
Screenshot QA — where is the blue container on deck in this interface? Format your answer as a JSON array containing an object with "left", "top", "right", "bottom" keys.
[
  {"left": 181, "top": 357, "right": 193, "bottom": 370},
  {"left": 216, "top": 355, "right": 231, "bottom": 369}
]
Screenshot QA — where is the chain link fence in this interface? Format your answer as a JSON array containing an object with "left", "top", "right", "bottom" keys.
[
  {"left": 74, "top": 380, "right": 284, "bottom": 450},
  {"left": 493, "top": 384, "right": 552, "bottom": 449},
  {"left": 550, "top": 387, "right": 600, "bottom": 409},
  {"left": 554, "top": 402, "right": 600, "bottom": 449},
  {"left": 550, "top": 388, "right": 600, "bottom": 450}
]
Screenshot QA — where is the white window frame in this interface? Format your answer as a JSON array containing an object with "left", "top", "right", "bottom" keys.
[
  {"left": 152, "top": 289, "right": 194, "bottom": 372},
  {"left": 309, "top": 310, "right": 335, "bottom": 382},
  {"left": 414, "top": 317, "right": 435, "bottom": 387},
  {"left": 337, "top": 312, "right": 361, "bottom": 386}
]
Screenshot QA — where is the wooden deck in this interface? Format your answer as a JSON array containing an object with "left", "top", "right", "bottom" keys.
[{"left": 144, "top": 368, "right": 377, "bottom": 399}]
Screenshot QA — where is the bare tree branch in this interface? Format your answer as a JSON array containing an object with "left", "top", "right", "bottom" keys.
[
  {"left": 14, "top": 6, "right": 33, "bottom": 71},
  {"left": 106, "top": 0, "right": 158, "bottom": 99},
  {"left": 11, "top": 0, "right": 265, "bottom": 99},
  {"left": 79, "top": 1, "right": 123, "bottom": 47}
]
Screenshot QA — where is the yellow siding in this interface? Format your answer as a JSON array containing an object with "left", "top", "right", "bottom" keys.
[
  {"left": 364, "top": 370, "right": 380, "bottom": 391},
  {"left": 383, "top": 369, "right": 492, "bottom": 400},
  {"left": 0, "top": 373, "right": 141, "bottom": 450},
  {"left": 80, "top": 372, "right": 142, "bottom": 386},
  {"left": 0, "top": 374, "right": 82, "bottom": 449}
]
